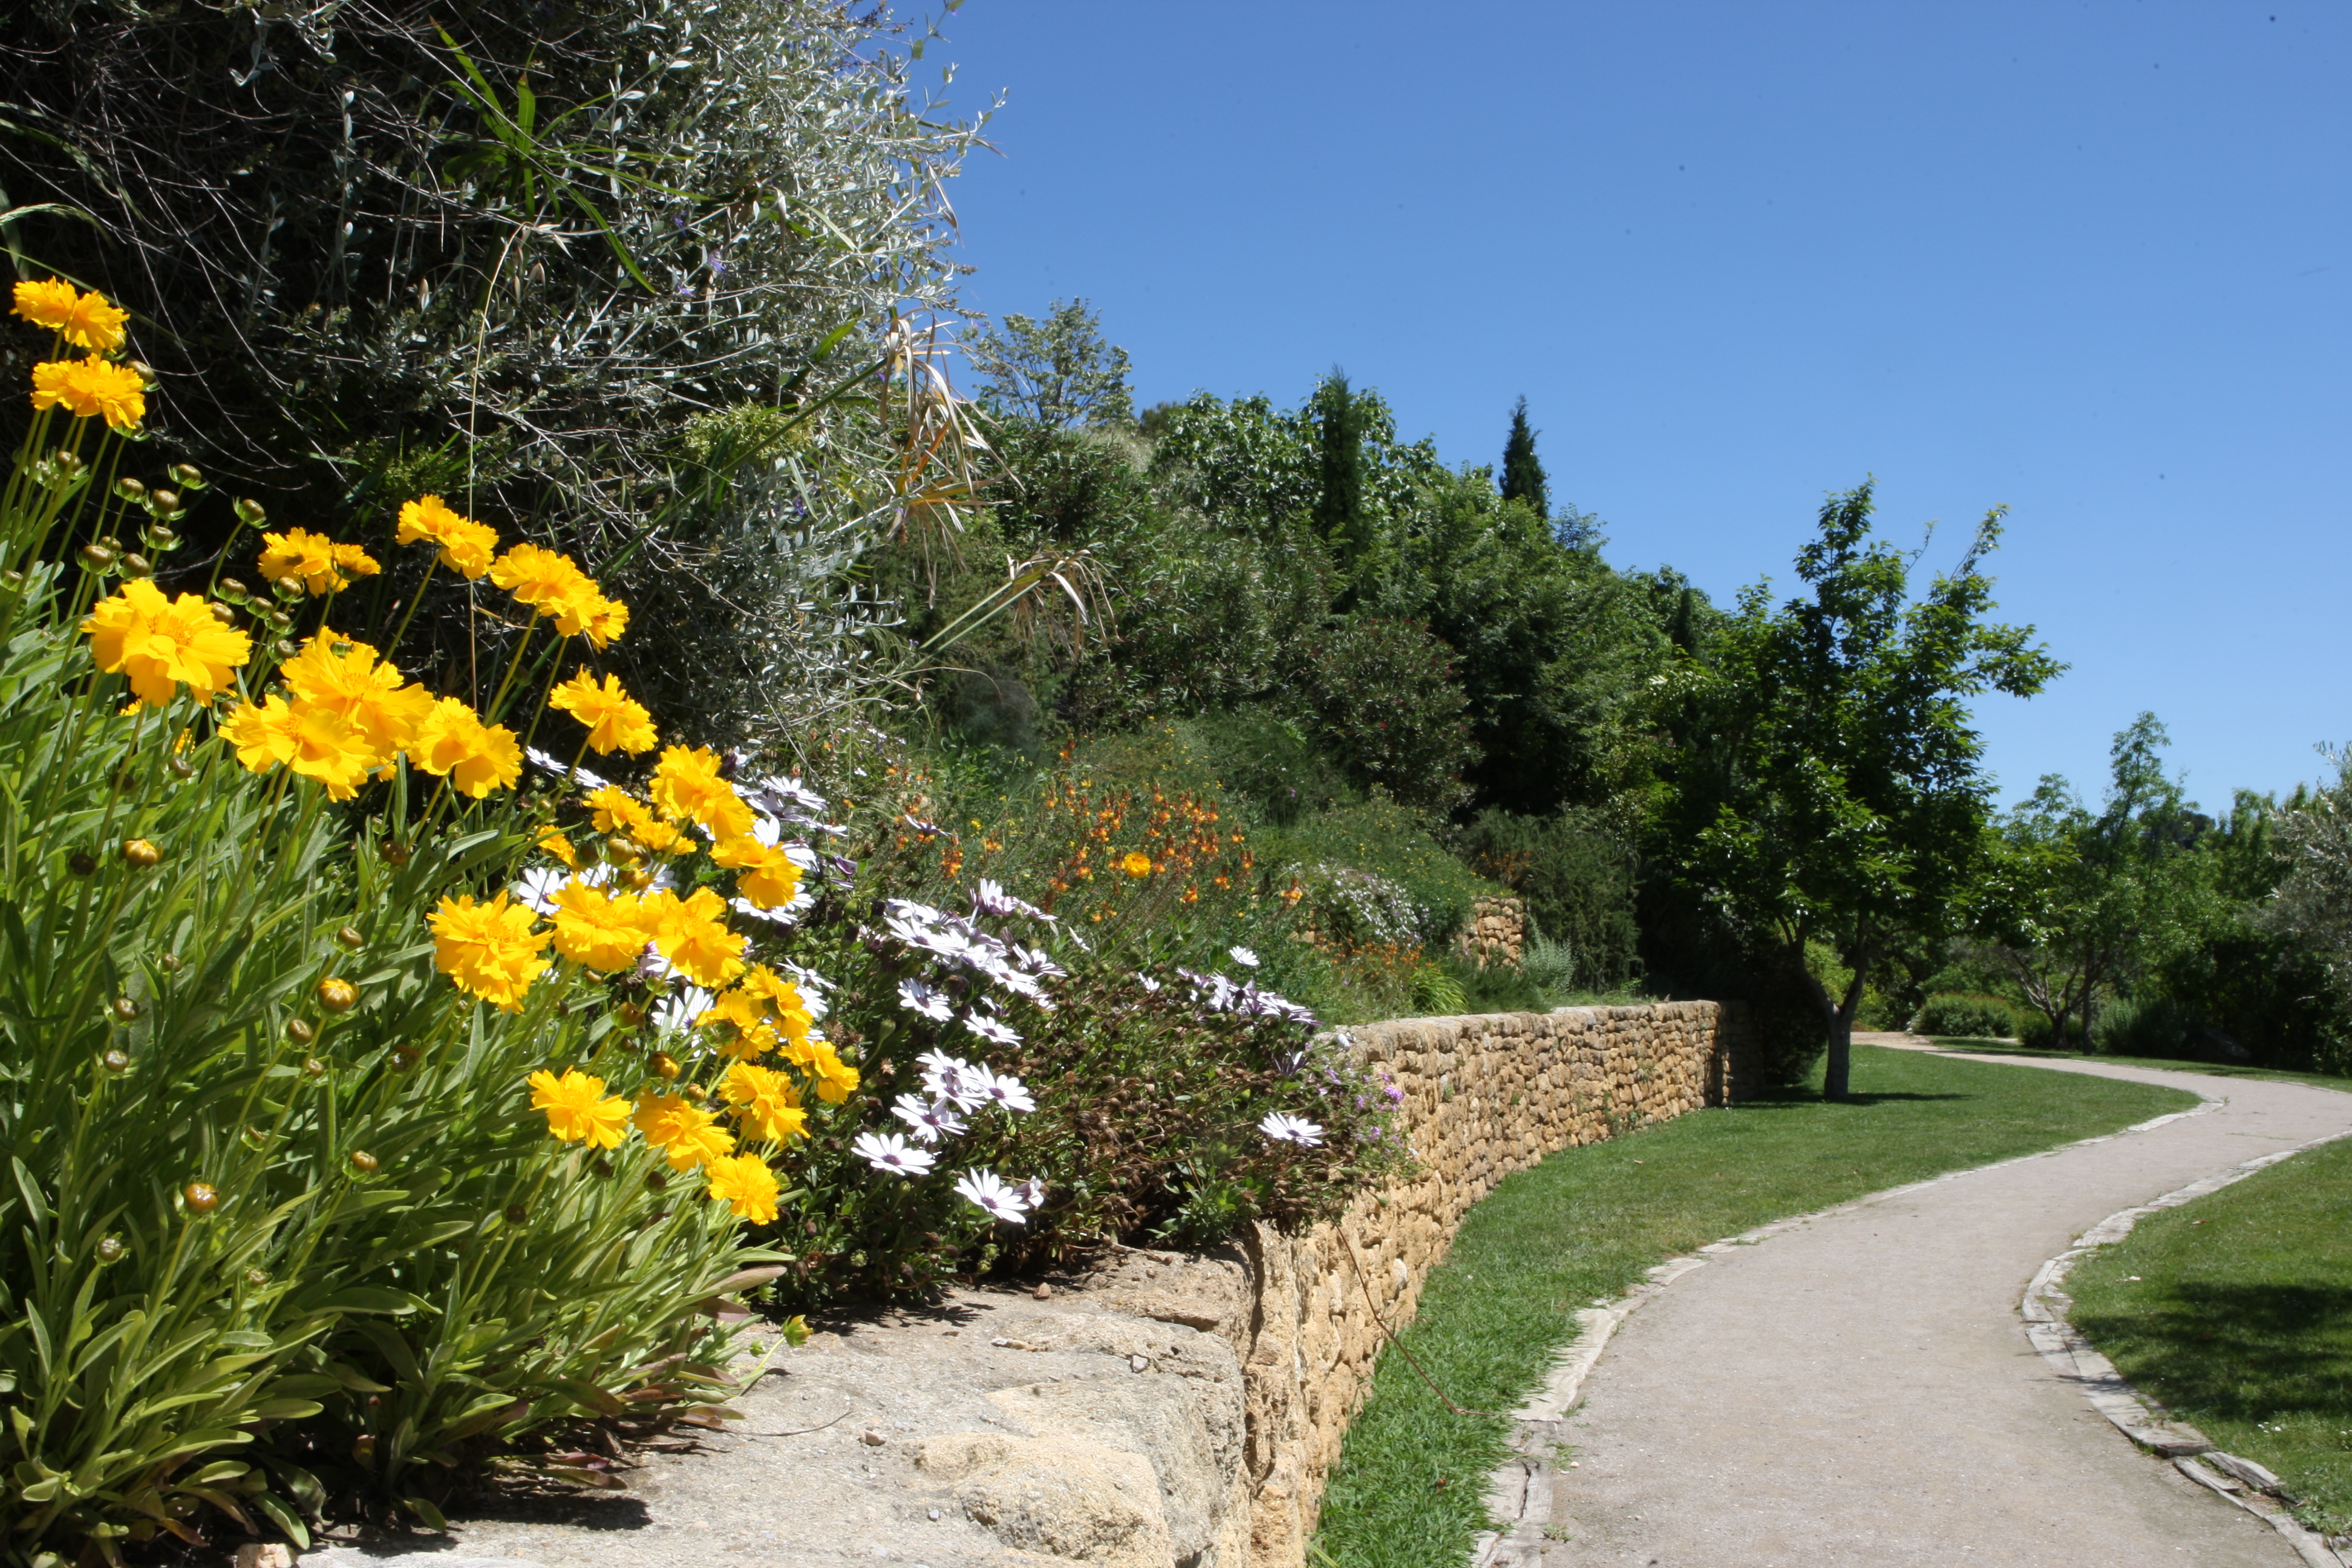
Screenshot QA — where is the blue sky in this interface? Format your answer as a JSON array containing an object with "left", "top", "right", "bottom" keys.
[{"left": 928, "top": 1, "right": 2348, "bottom": 812}]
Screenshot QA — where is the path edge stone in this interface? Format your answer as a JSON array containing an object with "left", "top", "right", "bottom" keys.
[{"left": 2021, "top": 1111, "right": 2352, "bottom": 1568}]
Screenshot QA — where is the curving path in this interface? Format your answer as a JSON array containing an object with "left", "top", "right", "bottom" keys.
[{"left": 1543, "top": 1045, "right": 2352, "bottom": 1567}]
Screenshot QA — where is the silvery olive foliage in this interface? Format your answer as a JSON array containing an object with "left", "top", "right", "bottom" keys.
[
  {"left": 1, "top": 0, "right": 989, "bottom": 741},
  {"left": 2266, "top": 754, "right": 2352, "bottom": 1006}
]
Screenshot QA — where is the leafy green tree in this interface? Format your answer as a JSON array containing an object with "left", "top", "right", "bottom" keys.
[
  {"left": 966, "top": 298, "right": 1135, "bottom": 427},
  {"left": 1968, "top": 716, "right": 2215, "bottom": 1047},
  {"left": 1313, "top": 371, "right": 1373, "bottom": 581},
  {"left": 1660, "top": 482, "right": 2060, "bottom": 1098},
  {"left": 1294, "top": 618, "right": 1478, "bottom": 817},
  {"left": 1500, "top": 396, "right": 1549, "bottom": 518}
]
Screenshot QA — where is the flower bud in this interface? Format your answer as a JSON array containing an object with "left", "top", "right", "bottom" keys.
[
  {"left": 67, "top": 851, "right": 97, "bottom": 877},
  {"left": 114, "top": 476, "right": 147, "bottom": 501},
  {"left": 270, "top": 575, "right": 305, "bottom": 603},
  {"left": 76, "top": 544, "right": 116, "bottom": 573},
  {"left": 120, "top": 837, "right": 160, "bottom": 868},
  {"left": 264, "top": 607, "right": 292, "bottom": 631},
  {"left": 381, "top": 838, "right": 410, "bottom": 866},
  {"left": 183, "top": 1181, "right": 220, "bottom": 1214},
  {"left": 644, "top": 1170, "right": 668, "bottom": 1192},
  {"left": 119, "top": 554, "right": 152, "bottom": 578},
  {"left": 170, "top": 463, "right": 204, "bottom": 489},
  {"left": 0, "top": 570, "right": 22, "bottom": 592},
  {"left": 148, "top": 492, "right": 179, "bottom": 517},
  {"left": 127, "top": 361, "right": 157, "bottom": 387},
  {"left": 316, "top": 976, "right": 358, "bottom": 1013},
  {"left": 111, "top": 997, "right": 139, "bottom": 1022},
  {"left": 95, "top": 1235, "right": 124, "bottom": 1263},
  {"left": 352, "top": 1436, "right": 376, "bottom": 1463},
  {"left": 617, "top": 1002, "right": 646, "bottom": 1028},
  {"left": 302, "top": 1056, "right": 327, "bottom": 1077},
  {"left": 272, "top": 638, "right": 298, "bottom": 659},
  {"left": 335, "top": 925, "right": 365, "bottom": 952},
  {"left": 391, "top": 1045, "right": 420, "bottom": 1070},
  {"left": 215, "top": 578, "right": 250, "bottom": 604},
  {"left": 157, "top": 952, "right": 182, "bottom": 972},
  {"left": 286, "top": 1018, "right": 315, "bottom": 1045},
  {"left": 505, "top": 1203, "right": 529, "bottom": 1223},
  {"left": 234, "top": 497, "right": 266, "bottom": 527},
  {"left": 652, "top": 1051, "right": 681, "bottom": 1079},
  {"left": 592, "top": 1157, "right": 615, "bottom": 1179},
  {"left": 245, "top": 1268, "right": 269, "bottom": 1289},
  {"left": 101, "top": 1048, "right": 129, "bottom": 1073},
  {"left": 53, "top": 449, "right": 84, "bottom": 475},
  {"left": 347, "top": 1149, "right": 378, "bottom": 1174},
  {"left": 168, "top": 756, "right": 194, "bottom": 779},
  {"left": 143, "top": 523, "right": 180, "bottom": 550}
]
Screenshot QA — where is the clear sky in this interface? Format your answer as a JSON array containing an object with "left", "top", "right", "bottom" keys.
[{"left": 927, "top": 1, "right": 2348, "bottom": 813}]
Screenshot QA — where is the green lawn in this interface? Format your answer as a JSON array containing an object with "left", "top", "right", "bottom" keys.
[
  {"left": 2069, "top": 1134, "right": 2352, "bottom": 1536},
  {"left": 1924, "top": 1037, "right": 2352, "bottom": 1093},
  {"left": 1312, "top": 1044, "right": 2197, "bottom": 1568}
]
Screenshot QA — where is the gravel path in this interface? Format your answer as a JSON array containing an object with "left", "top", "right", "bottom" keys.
[{"left": 1543, "top": 1047, "right": 2352, "bottom": 1568}]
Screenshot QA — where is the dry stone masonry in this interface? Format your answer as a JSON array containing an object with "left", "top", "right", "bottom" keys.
[{"left": 1452, "top": 895, "right": 1527, "bottom": 968}]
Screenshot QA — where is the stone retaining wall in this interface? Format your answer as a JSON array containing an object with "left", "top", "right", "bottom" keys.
[
  {"left": 1454, "top": 895, "right": 1528, "bottom": 969},
  {"left": 1229, "top": 1001, "right": 1747, "bottom": 1567}
]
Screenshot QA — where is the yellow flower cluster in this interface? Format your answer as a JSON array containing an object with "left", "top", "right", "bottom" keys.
[
  {"left": 219, "top": 631, "right": 518, "bottom": 800},
  {"left": 396, "top": 495, "right": 499, "bottom": 580},
  {"left": 258, "top": 528, "right": 382, "bottom": 596},
  {"left": 490, "top": 543, "right": 629, "bottom": 650},
  {"left": 549, "top": 668, "right": 657, "bottom": 756},
  {"left": 15, "top": 281, "right": 143, "bottom": 430},
  {"left": 13, "top": 279, "right": 129, "bottom": 353},
  {"left": 79, "top": 580, "right": 252, "bottom": 707}
]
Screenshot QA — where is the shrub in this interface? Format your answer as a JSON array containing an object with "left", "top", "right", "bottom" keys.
[
  {"left": 2091, "top": 993, "right": 2202, "bottom": 1059},
  {"left": 1292, "top": 617, "right": 1477, "bottom": 817},
  {"left": 1460, "top": 809, "right": 1641, "bottom": 989},
  {"left": 2017, "top": 1010, "right": 2089, "bottom": 1051},
  {"left": 1912, "top": 993, "right": 2019, "bottom": 1039}
]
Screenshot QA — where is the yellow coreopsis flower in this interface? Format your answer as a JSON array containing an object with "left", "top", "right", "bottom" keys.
[
  {"left": 30, "top": 356, "right": 145, "bottom": 431},
  {"left": 719, "top": 1061, "right": 807, "bottom": 1145},
  {"left": 219, "top": 694, "right": 376, "bottom": 799},
  {"left": 703, "top": 1152, "right": 781, "bottom": 1224},
  {"left": 740, "top": 965, "right": 815, "bottom": 1048},
  {"left": 489, "top": 542, "right": 594, "bottom": 619},
  {"left": 430, "top": 892, "right": 549, "bottom": 1010},
  {"left": 650, "top": 744, "right": 754, "bottom": 840},
  {"left": 538, "top": 828, "right": 580, "bottom": 869},
  {"left": 1120, "top": 851, "right": 1154, "bottom": 878},
  {"left": 529, "top": 1067, "right": 630, "bottom": 1150},
  {"left": 282, "top": 633, "right": 432, "bottom": 766},
  {"left": 696, "top": 987, "right": 777, "bottom": 1060},
  {"left": 550, "top": 880, "right": 655, "bottom": 972},
  {"left": 395, "top": 495, "right": 499, "bottom": 579},
  {"left": 801, "top": 1039, "right": 860, "bottom": 1105},
  {"left": 633, "top": 1091, "right": 736, "bottom": 1172},
  {"left": 579, "top": 595, "right": 629, "bottom": 650},
  {"left": 11, "top": 279, "right": 80, "bottom": 334},
  {"left": 411, "top": 696, "right": 522, "bottom": 797},
  {"left": 80, "top": 579, "right": 251, "bottom": 707},
  {"left": 547, "top": 668, "right": 657, "bottom": 756},
  {"left": 714, "top": 835, "right": 803, "bottom": 910},
  {"left": 645, "top": 885, "right": 746, "bottom": 989},
  {"left": 586, "top": 785, "right": 687, "bottom": 854},
  {"left": 258, "top": 528, "right": 378, "bottom": 595}
]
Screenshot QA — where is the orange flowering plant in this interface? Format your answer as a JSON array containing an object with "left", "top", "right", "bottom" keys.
[{"left": 0, "top": 287, "right": 816, "bottom": 1563}]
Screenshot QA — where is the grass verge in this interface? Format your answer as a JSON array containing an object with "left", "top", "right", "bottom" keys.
[
  {"left": 1310, "top": 1044, "right": 2197, "bottom": 1567},
  {"left": 2068, "top": 1133, "right": 2352, "bottom": 1537},
  {"left": 1924, "top": 1036, "right": 2352, "bottom": 1093}
]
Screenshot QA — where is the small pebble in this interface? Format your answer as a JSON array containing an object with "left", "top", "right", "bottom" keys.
[
  {"left": 861, "top": 1429, "right": 886, "bottom": 1446},
  {"left": 1033, "top": 1282, "right": 1053, "bottom": 1299},
  {"left": 1129, "top": 1353, "right": 1151, "bottom": 1373},
  {"left": 927, "top": 1508, "right": 941, "bottom": 1521}
]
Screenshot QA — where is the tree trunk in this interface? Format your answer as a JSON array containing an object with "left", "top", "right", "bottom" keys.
[{"left": 1824, "top": 1008, "right": 1854, "bottom": 1100}]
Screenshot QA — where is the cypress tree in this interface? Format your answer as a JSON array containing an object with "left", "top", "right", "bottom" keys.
[
  {"left": 1314, "top": 370, "right": 1367, "bottom": 569},
  {"left": 1500, "top": 395, "right": 1550, "bottom": 518}
]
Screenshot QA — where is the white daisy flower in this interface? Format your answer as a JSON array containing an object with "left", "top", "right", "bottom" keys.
[
  {"left": 509, "top": 865, "right": 567, "bottom": 915},
  {"left": 1258, "top": 1111, "right": 1325, "bottom": 1148},
  {"left": 524, "top": 746, "right": 612, "bottom": 792},
  {"left": 852, "top": 1131, "right": 936, "bottom": 1177},
  {"left": 892, "top": 1094, "right": 967, "bottom": 1144},
  {"left": 964, "top": 1013, "right": 1022, "bottom": 1048},
  {"left": 898, "top": 977, "right": 954, "bottom": 1021},
  {"left": 1229, "top": 945, "right": 1261, "bottom": 969},
  {"left": 954, "top": 1168, "right": 1031, "bottom": 1224},
  {"left": 975, "top": 1068, "right": 1035, "bottom": 1114},
  {"left": 653, "top": 985, "right": 715, "bottom": 1034},
  {"left": 1013, "top": 1175, "right": 1048, "bottom": 1209},
  {"left": 1136, "top": 973, "right": 1163, "bottom": 993},
  {"left": 919, "top": 1049, "right": 988, "bottom": 1109}
]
